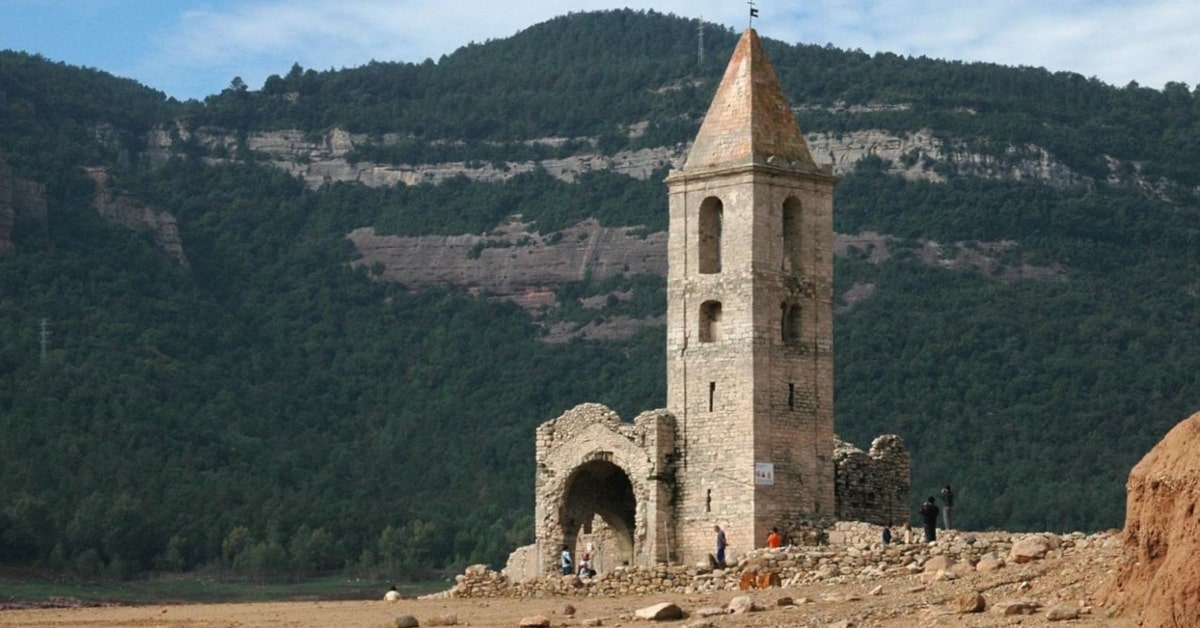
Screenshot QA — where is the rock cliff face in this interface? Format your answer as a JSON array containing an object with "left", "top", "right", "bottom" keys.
[
  {"left": 143, "top": 125, "right": 1092, "bottom": 190},
  {"left": 1102, "top": 411, "right": 1200, "bottom": 627},
  {"left": 133, "top": 122, "right": 1075, "bottom": 338},
  {"left": 349, "top": 218, "right": 667, "bottom": 312},
  {"left": 83, "top": 167, "right": 189, "bottom": 268},
  {"left": 352, "top": 222, "right": 1063, "bottom": 316}
]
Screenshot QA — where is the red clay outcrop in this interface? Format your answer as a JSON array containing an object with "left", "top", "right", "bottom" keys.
[{"left": 1102, "top": 411, "right": 1200, "bottom": 626}]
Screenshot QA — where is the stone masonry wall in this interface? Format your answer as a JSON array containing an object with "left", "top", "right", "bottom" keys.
[{"left": 834, "top": 434, "right": 910, "bottom": 527}]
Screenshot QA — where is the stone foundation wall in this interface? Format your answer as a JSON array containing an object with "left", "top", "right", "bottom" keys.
[{"left": 440, "top": 527, "right": 1115, "bottom": 599}]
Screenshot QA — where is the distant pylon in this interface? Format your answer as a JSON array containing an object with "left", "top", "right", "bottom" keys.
[{"left": 697, "top": 18, "right": 704, "bottom": 66}]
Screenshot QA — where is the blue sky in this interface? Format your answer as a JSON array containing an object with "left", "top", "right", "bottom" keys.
[{"left": 3, "top": 0, "right": 1199, "bottom": 101}]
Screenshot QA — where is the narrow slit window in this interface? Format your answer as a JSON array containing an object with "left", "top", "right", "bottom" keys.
[
  {"left": 698, "top": 197, "right": 723, "bottom": 274},
  {"left": 708, "top": 381, "right": 716, "bottom": 412},
  {"left": 788, "top": 383, "right": 795, "bottom": 410}
]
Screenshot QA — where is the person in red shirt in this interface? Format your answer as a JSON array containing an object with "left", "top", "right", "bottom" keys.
[{"left": 766, "top": 527, "right": 782, "bottom": 548}]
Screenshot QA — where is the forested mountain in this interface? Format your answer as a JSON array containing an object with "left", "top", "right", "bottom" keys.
[{"left": 1, "top": 9, "right": 1198, "bottom": 580}]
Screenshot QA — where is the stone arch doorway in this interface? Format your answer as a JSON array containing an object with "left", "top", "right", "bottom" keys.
[
  {"left": 533, "top": 403, "right": 676, "bottom": 574},
  {"left": 560, "top": 459, "right": 636, "bottom": 571}
]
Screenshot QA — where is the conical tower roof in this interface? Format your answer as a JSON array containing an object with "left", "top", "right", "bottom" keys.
[{"left": 683, "top": 28, "right": 816, "bottom": 171}]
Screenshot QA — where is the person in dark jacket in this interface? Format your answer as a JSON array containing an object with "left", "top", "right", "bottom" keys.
[
  {"left": 919, "top": 496, "right": 940, "bottom": 543},
  {"left": 940, "top": 484, "right": 955, "bottom": 530},
  {"left": 713, "top": 525, "right": 728, "bottom": 567}
]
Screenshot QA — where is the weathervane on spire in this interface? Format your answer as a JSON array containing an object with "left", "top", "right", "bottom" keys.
[{"left": 748, "top": 0, "right": 759, "bottom": 27}]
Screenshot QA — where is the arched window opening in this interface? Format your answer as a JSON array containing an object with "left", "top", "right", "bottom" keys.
[
  {"left": 699, "top": 301, "right": 723, "bottom": 343},
  {"left": 782, "top": 196, "right": 802, "bottom": 272},
  {"left": 698, "top": 197, "right": 723, "bottom": 274}
]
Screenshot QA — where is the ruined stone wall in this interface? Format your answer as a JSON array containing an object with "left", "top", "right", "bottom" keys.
[
  {"left": 500, "top": 544, "right": 540, "bottom": 584},
  {"left": 534, "top": 404, "right": 676, "bottom": 575},
  {"left": 833, "top": 435, "right": 910, "bottom": 527}
]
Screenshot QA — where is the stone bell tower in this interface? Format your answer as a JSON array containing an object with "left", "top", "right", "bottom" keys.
[{"left": 664, "top": 28, "right": 837, "bottom": 564}]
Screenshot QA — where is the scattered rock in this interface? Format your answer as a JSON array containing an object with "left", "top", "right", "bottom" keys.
[
  {"left": 775, "top": 596, "right": 794, "bottom": 606},
  {"left": 694, "top": 606, "right": 725, "bottom": 617},
  {"left": 391, "top": 616, "right": 420, "bottom": 628},
  {"left": 919, "top": 569, "right": 955, "bottom": 584},
  {"left": 517, "top": 615, "right": 550, "bottom": 628},
  {"left": 975, "top": 555, "right": 1005, "bottom": 572},
  {"left": 953, "top": 592, "right": 986, "bottom": 614},
  {"left": 1046, "top": 603, "right": 1080, "bottom": 621},
  {"left": 922, "top": 555, "right": 954, "bottom": 573},
  {"left": 727, "top": 595, "right": 758, "bottom": 614},
  {"left": 561, "top": 604, "right": 576, "bottom": 616},
  {"left": 425, "top": 615, "right": 458, "bottom": 626},
  {"left": 948, "top": 560, "right": 976, "bottom": 577},
  {"left": 868, "top": 585, "right": 883, "bottom": 596},
  {"left": 634, "top": 602, "right": 683, "bottom": 621},
  {"left": 1010, "top": 536, "right": 1052, "bottom": 563},
  {"left": 995, "top": 600, "right": 1038, "bottom": 615},
  {"left": 580, "top": 619, "right": 603, "bottom": 627}
]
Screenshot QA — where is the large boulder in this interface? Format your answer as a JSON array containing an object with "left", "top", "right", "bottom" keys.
[
  {"left": 634, "top": 602, "right": 683, "bottom": 621},
  {"left": 1008, "top": 535, "right": 1052, "bottom": 563},
  {"left": 1102, "top": 412, "right": 1200, "bottom": 626}
]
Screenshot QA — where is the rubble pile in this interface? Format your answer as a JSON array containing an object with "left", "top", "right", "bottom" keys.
[{"left": 430, "top": 524, "right": 1119, "bottom": 600}]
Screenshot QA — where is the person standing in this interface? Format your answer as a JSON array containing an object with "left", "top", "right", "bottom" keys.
[
  {"left": 919, "top": 496, "right": 939, "bottom": 543},
  {"left": 560, "top": 544, "right": 573, "bottom": 576},
  {"left": 882, "top": 525, "right": 893, "bottom": 546},
  {"left": 940, "top": 484, "right": 955, "bottom": 530},
  {"left": 714, "top": 525, "right": 728, "bottom": 567},
  {"left": 577, "top": 550, "right": 594, "bottom": 577},
  {"left": 766, "top": 527, "right": 782, "bottom": 549}
]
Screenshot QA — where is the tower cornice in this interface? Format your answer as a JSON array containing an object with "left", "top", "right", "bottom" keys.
[{"left": 665, "top": 161, "right": 838, "bottom": 187}]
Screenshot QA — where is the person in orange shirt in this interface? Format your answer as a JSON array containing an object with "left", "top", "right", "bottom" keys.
[{"left": 766, "top": 527, "right": 782, "bottom": 548}]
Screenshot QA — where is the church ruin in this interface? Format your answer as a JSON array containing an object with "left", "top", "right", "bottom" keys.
[{"left": 524, "top": 28, "right": 909, "bottom": 576}]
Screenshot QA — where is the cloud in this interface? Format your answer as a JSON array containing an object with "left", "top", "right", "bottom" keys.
[{"left": 131, "top": 0, "right": 1200, "bottom": 100}]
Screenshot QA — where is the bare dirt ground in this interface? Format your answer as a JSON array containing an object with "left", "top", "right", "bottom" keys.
[{"left": 1, "top": 538, "right": 1140, "bottom": 628}]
